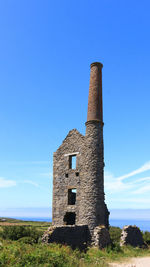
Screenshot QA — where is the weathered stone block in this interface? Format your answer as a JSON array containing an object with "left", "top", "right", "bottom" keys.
[
  {"left": 93, "top": 225, "right": 111, "bottom": 248},
  {"left": 120, "top": 225, "right": 145, "bottom": 247},
  {"left": 42, "top": 225, "right": 91, "bottom": 250}
]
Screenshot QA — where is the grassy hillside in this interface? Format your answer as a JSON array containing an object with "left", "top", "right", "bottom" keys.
[
  {"left": 0, "top": 218, "right": 150, "bottom": 267},
  {"left": 0, "top": 217, "right": 51, "bottom": 234}
]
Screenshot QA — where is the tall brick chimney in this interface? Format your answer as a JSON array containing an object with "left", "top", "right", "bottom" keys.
[{"left": 87, "top": 62, "right": 103, "bottom": 123}]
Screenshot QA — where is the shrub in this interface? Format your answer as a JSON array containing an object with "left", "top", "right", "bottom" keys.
[
  {"left": 109, "top": 226, "right": 122, "bottom": 243},
  {"left": 17, "top": 236, "right": 36, "bottom": 244},
  {"left": 143, "top": 231, "right": 150, "bottom": 245},
  {"left": 106, "top": 242, "right": 122, "bottom": 253},
  {"left": 1, "top": 226, "right": 41, "bottom": 242},
  {"left": 0, "top": 242, "right": 80, "bottom": 267}
]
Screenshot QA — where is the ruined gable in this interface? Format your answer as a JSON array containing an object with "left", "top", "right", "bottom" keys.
[
  {"left": 54, "top": 128, "right": 85, "bottom": 158},
  {"left": 52, "top": 128, "right": 85, "bottom": 226}
]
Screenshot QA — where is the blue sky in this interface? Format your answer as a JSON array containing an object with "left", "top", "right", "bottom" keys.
[{"left": 0, "top": 0, "right": 150, "bottom": 218}]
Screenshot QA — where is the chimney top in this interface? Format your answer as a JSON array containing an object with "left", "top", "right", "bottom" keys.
[
  {"left": 86, "top": 62, "right": 103, "bottom": 123},
  {"left": 90, "top": 62, "right": 103, "bottom": 69}
]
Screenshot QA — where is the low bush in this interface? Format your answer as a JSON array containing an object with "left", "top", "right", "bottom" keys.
[
  {"left": 109, "top": 226, "right": 122, "bottom": 243},
  {"left": 143, "top": 231, "right": 150, "bottom": 245},
  {"left": 0, "top": 226, "right": 41, "bottom": 242},
  {"left": 17, "top": 236, "right": 36, "bottom": 244},
  {"left": 0, "top": 242, "right": 80, "bottom": 267},
  {"left": 106, "top": 242, "right": 122, "bottom": 253}
]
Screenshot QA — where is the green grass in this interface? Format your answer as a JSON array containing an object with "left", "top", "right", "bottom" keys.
[
  {"left": 0, "top": 217, "right": 51, "bottom": 233},
  {"left": 0, "top": 239, "right": 150, "bottom": 267},
  {"left": 0, "top": 218, "right": 150, "bottom": 267},
  {"left": 0, "top": 241, "right": 81, "bottom": 267}
]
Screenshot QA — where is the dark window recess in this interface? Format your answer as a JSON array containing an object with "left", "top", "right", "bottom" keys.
[
  {"left": 65, "top": 173, "right": 68, "bottom": 178},
  {"left": 76, "top": 172, "right": 79, "bottom": 176},
  {"left": 63, "top": 212, "right": 76, "bottom": 225},
  {"left": 68, "top": 188, "right": 76, "bottom": 205},
  {"left": 69, "top": 155, "right": 76, "bottom": 169}
]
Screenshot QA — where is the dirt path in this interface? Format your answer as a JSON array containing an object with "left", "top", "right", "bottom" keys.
[{"left": 109, "top": 257, "right": 150, "bottom": 267}]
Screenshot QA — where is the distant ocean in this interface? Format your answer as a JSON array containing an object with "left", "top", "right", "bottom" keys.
[
  {"left": 110, "top": 219, "right": 150, "bottom": 232},
  {"left": 10, "top": 217, "right": 150, "bottom": 232},
  {"left": 13, "top": 217, "right": 51, "bottom": 222}
]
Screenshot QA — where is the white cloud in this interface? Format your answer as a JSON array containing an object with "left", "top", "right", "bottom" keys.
[
  {"left": 104, "top": 171, "right": 131, "bottom": 192},
  {"left": 117, "top": 161, "right": 150, "bottom": 181},
  {"left": 104, "top": 161, "right": 150, "bottom": 192},
  {"left": 112, "top": 198, "right": 150, "bottom": 204},
  {"left": 22, "top": 180, "right": 39, "bottom": 187},
  {"left": 0, "top": 177, "right": 16, "bottom": 188},
  {"left": 129, "top": 176, "right": 150, "bottom": 184},
  {"left": 105, "top": 162, "right": 150, "bottom": 193},
  {"left": 104, "top": 160, "right": 150, "bottom": 208},
  {"left": 132, "top": 184, "right": 150, "bottom": 195}
]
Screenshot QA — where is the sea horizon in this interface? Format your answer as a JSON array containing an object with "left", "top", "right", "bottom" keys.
[{"left": 1, "top": 215, "right": 150, "bottom": 232}]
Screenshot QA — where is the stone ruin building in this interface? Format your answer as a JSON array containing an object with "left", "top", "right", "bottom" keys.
[{"left": 43, "top": 62, "right": 110, "bottom": 249}]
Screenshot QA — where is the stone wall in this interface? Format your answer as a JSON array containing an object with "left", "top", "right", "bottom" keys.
[
  {"left": 120, "top": 225, "right": 146, "bottom": 247},
  {"left": 42, "top": 225, "right": 91, "bottom": 250},
  {"left": 52, "top": 129, "right": 85, "bottom": 226},
  {"left": 52, "top": 123, "right": 109, "bottom": 237},
  {"left": 42, "top": 225, "right": 111, "bottom": 250},
  {"left": 93, "top": 225, "right": 111, "bottom": 248}
]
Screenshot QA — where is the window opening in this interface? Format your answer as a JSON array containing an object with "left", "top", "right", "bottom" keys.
[
  {"left": 63, "top": 212, "right": 76, "bottom": 225},
  {"left": 68, "top": 188, "right": 76, "bottom": 205},
  {"left": 69, "top": 155, "right": 76, "bottom": 169},
  {"left": 65, "top": 173, "right": 68, "bottom": 178},
  {"left": 76, "top": 172, "right": 79, "bottom": 177}
]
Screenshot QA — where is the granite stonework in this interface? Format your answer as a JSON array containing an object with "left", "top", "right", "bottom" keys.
[
  {"left": 47, "top": 62, "right": 110, "bottom": 248},
  {"left": 120, "top": 225, "right": 146, "bottom": 247},
  {"left": 52, "top": 129, "right": 85, "bottom": 226},
  {"left": 93, "top": 225, "right": 111, "bottom": 248},
  {"left": 80, "top": 121, "right": 109, "bottom": 235},
  {"left": 42, "top": 225, "right": 91, "bottom": 250}
]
